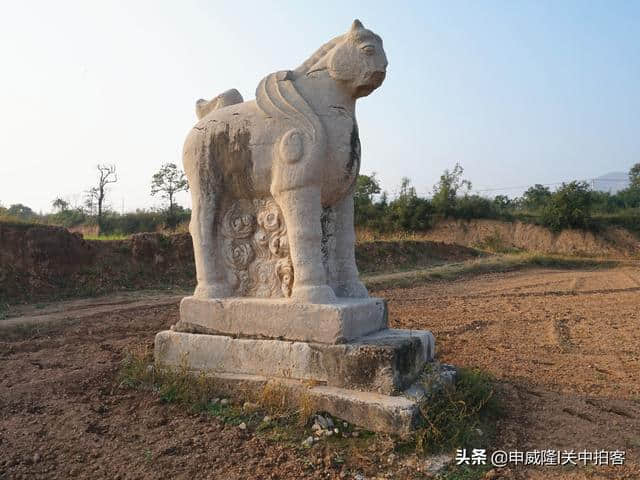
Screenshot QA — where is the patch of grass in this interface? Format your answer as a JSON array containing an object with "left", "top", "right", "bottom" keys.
[
  {"left": 259, "top": 379, "right": 291, "bottom": 414},
  {"left": 118, "top": 347, "right": 320, "bottom": 437},
  {"left": 258, "top": 380, "right": 316, "bottom": 426},
  {"left": 435, "top": 464, "right": 492, "bottom": 480},
  {"left": 119, "top": 346, "right": 216, "bottom": 412},
  {"left": 0, "top": 216, "right": 41, "bottom": 228},
  {"left": 413, "top": 368, "right": 502, "bottom": 454},
  {"left": 117, "top": 346, "right": 386, "bottom": 459},
  {"left": 84, "top": 233, "right": 130, "bottom": 241},
  {"left": 356, "top": 229, "right": 433, "bottom": 242},
  {"left": 118, "top": 347, "right": 504, "bottom": 474},
  {"left": 365, "top": 253, "right": 618, "bottom": 291},
  {"left": 204, "top": 401, "right": 256, "bottom": 426},
  {"left": 143, "top": 449, "right": 153, "bottom": 464},
  {"left": 297, "top": 389, "right": 316, "bottom": 425},
  {"left": 594, "top": 210, "right": 640, "bottom": 235},
  {"left": 0, "top": 302, "right": 9, "bottom": 320}
]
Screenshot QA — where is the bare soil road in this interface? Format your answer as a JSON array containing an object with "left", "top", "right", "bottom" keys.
[{"left": 1, "top": 266, "right": 639, "bottom": 479}]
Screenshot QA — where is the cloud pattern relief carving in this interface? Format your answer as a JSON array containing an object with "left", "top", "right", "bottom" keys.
[{"left": 221, "top": 199, "right": 294, "bottom": 298}]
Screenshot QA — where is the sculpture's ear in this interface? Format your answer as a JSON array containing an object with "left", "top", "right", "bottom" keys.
[{"left": 351, "top": 19, "right": 364, "bottom": 32}]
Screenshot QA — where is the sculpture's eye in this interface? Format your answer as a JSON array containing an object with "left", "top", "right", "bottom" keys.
[{"left": 361, "top": 45, "right": 375, "bottom": 56}]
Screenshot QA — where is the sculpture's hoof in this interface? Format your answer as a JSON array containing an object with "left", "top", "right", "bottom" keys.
[
  {"left": 334, "top": 280, "right": 369, "bottom": 299},
  {"left": 290, "top": 285, "right": 337, "bottom": 304},
  {"left": 194, "top": 284, "right": 231, "bottom": 299}
]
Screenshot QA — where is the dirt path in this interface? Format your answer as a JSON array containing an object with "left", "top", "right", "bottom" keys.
[
  {"left": 0, "top": 256, "right": 619, "bottom": 331},
  {"left": 1, "top": 267, "right": 639, "bottom": 479},
  {"left": 0, "top": 290, "right": 188, "bottom": 331}
]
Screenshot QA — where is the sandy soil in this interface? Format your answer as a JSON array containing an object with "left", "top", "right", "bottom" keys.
[
  {"left": 382, "top": 266, "right": 640, "bottom": 478},
  {"left": 412, "top": 219, "right": 640, "bottom": 258},
  {"left": 1, "top": 266, "right": 639, "bottom": 479}
]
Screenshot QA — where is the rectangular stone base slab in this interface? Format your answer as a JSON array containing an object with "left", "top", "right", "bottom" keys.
[
  {"left": 155, "top": 328, "right": 434, "bottom": 395},
  {"left": 180, "top": 371, "right": 420, "bottom": 435},
  {"left": 175, "top": 296, "right": 388, "bottom": 344}
]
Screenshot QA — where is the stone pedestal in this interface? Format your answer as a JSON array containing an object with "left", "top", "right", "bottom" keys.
[
  {"left": 175, "top": 296, "right": 388, "bottom": 344},
  {"left": 155, "top": 298, "right": 437, "bottom": 434}
]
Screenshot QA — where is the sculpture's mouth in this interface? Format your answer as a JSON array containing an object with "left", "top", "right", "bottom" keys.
[
  {"left": 355, "top": 71, "right": 386, "bottom": 97},
  {"left": 369, "top": 70, "right": 386, "bottom": 87}
]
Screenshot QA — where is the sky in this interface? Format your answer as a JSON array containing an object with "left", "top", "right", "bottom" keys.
[{"left": 1, "top": 0, "right": 638, "bottom": 213}]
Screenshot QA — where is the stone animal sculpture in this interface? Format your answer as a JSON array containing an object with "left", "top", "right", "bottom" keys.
[{"left": 183, "top": 20, "right": 387, "bottom": 303}]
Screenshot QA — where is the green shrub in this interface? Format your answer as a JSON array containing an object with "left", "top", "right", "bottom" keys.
[
  {"left": 593, "top": 209, "right": 640, "bottom": 234},
  {"left": 522, "top": 184, "right": 552, "bottom": 211},
  {"left": 432, "top": 163, "right": 472, "bottom": 217},
  {"left": 540, "top": 181, "right": 594, "bottom": 232},
  {"left": 98, "top": 208, "right": 191, "bottom": 235},
  {"left": 453, "top": 195, "right": 500, "bottom": 220},
  {"left": 388, "top": 194, "right": 434, "bottom": 231},
  {"left": 414, "top": 367, "right": 502, "bottom": 454}
]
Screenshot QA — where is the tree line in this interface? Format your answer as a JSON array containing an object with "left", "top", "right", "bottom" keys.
[
  {"left": 2, "top": 162, "right": 639, "bottom": 236},
  {"left": 1, "top": 163, "right": 189, "bottom": 236},
  {"left": 354, "top": 163, "right": 640, "bottom": 233}
]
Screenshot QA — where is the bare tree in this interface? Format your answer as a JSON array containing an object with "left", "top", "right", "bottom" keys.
[{"left": 87, "top": 164, "right": 117, "bottom": 233}]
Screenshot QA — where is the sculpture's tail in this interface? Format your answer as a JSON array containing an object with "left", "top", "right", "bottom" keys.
[{"left": 195, "top": 88, "right": 244, "bottom": 119}]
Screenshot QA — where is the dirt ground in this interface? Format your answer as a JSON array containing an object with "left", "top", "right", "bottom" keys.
[{"left": 1, "top": 266, "right": 639, "bottom": 479}]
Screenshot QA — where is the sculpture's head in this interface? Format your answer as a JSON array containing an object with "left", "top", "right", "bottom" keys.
[{"left": 299, "top": 20, "right": 388, "bottom": 98}]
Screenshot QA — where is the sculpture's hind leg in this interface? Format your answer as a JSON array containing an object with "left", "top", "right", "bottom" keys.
[
  {"left": 188, "top": 188, "right": 231, "bottom": 299},
  {"left": 184, "top": 132, "right": 232, "bottom": 299},
  {"left": 274, "top": 186, "right": 337, "bottom": 304}
]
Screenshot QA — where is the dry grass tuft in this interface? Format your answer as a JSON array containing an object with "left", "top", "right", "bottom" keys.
[
  {"left": 259, "top": 380, "right": 291, "bottom": 414},
  {"left": 296, "top": 388, "right": 316, "bottom": 426},
  {"left": 355, "top": 228, "right": 431, "bottom": 243},
  {"left": 259, "top": 380, "right": 316, "bottom": 425}
]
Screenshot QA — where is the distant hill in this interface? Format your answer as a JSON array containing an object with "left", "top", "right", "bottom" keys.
[{"left": 592, "top": 171, "right": 629, "bottom": 193}]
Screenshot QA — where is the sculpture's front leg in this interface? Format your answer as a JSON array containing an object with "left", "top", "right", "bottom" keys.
[
  {"left": 329, "top": 193, "right": 368, "bottom": 298},
  {"left": 274, "top": 186, "right": 337, "bottom": 304}
]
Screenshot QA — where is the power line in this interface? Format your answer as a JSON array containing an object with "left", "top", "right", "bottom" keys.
[
  {"left": 473, "top": 182, "right": 563, "bottom": 193},
  {"left": 473, "top": 178, "right": 628, "bottom": 193},
  {"left": 382, "top": 177, "right": 630, "bottom": 199}
]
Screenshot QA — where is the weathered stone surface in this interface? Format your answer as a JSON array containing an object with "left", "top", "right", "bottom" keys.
[
  {"left": 155, "top": 330, "right": 325, "bottom": 381},
  {"left": 155, "top": 328, "right": 434, "bottom": 395},
  {"left": 405, "top": 363, "right": 458, "bottom": 401},
  {"left": 322, "top": 329, "right": 435, "bottom": 394},
  {"left": 310, "top": 384, "right": 419, "bottom": 435},
  {"left": 186, "top": 372, "right": 420, "bottom": 435},
  {"left": 183, "top": 19, "right": 387, "bottom": 304},
  {"left": 175, "top": 296, "right": 388, "bottom": 344}
]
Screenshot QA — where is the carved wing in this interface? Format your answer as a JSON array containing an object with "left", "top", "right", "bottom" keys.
[
  {"left": 256, "top": 71, "right": 326, "bottom": 160},
  {"left": 256, "top": 71, "right": 327, "bottom": 191}
]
